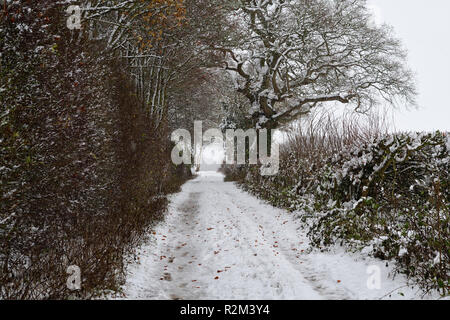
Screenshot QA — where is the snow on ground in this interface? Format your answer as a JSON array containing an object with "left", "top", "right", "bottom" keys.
[{"left": 112, "top": 172, "right": 439, "bottom": 300}]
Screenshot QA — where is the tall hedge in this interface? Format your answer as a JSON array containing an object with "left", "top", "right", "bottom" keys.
[{"left": 0, "top": 1, "right": 189, "bottom": 299}]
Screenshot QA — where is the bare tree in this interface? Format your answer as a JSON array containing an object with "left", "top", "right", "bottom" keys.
[
  {"left": 81, "top": 0, "right": 227, "bottom": 127},
  {"left": 216, "top": 0, "right": 416, "bottom": 129}
]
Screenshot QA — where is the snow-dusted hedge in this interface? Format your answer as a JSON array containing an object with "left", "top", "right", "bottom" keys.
[
  {"left": 226, "top": 132, "right": 449, "bottom": 295},
  {"left": 0, "top": 2, "right": 190, "bottom": 299}
]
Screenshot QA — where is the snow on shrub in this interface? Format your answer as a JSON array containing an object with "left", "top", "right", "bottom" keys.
[
  {"left": 311, "top": 132, "right": 449, "bottom": 294},
  {"left": 0, "top": 2, "right": 190, "bottom": 299},
  {"left": 225, "top": 132, "right": 449, "bottom": 295}
]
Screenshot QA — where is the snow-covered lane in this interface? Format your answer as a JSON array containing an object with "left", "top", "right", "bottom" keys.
[{"left": 115, "top": 172, "right": 436, "bottom": 300}]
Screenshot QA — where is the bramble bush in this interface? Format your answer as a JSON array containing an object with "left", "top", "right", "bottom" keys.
[
  {"left": 224, "top": 113, "right": 449, "bottom": 295},
  {"left": 309, "top": 132, "right": 449, "bottom": 295}
]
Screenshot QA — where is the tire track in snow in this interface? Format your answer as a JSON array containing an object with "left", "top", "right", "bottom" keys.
[
  {"left": 118, "top": 172, "right": 350, "bottom": 299},
  {"left": 223, "top": 190, "right": 352, "bottom": 300}
]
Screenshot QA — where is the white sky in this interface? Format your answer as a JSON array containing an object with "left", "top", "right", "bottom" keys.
[{"left": 367, "top": 0, "right": 450, "bottom": 132}]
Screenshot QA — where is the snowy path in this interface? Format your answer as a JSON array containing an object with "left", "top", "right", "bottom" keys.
[{"left": 116, "top": 172, "right": 434, "bottom": 300}]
